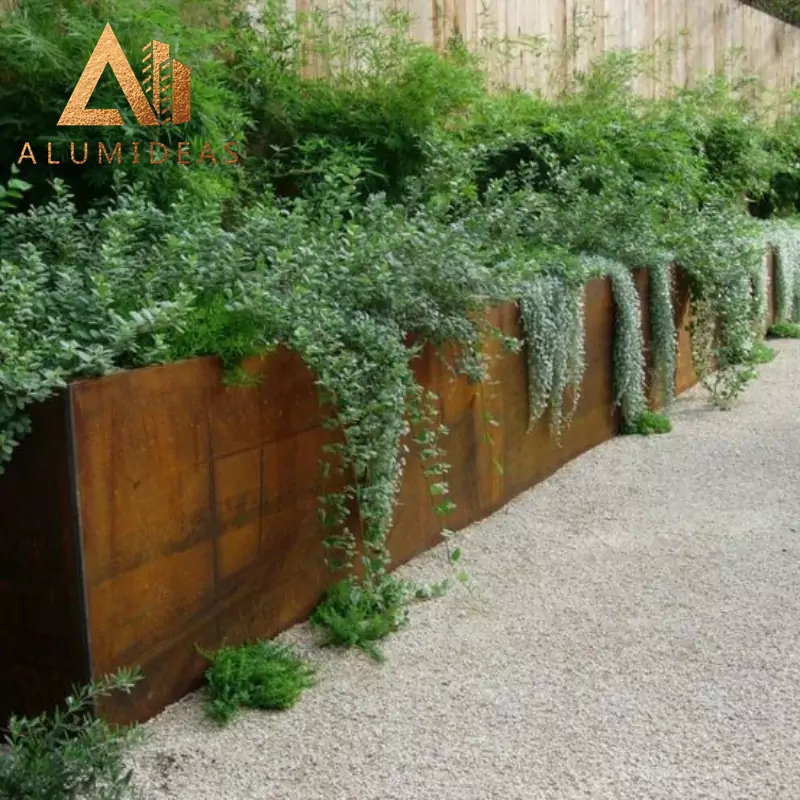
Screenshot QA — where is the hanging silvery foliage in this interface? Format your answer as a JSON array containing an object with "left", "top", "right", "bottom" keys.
[
  {"left": 649, "top": 256, "right": 677, "bottom": 408},
  {"left": 519, "top": 272, "right": 586, "bottom": 439},
  {"left": 767, "top": 221, "right": 800, "bottom": 323},
  {"left": 580, "top": 254, "right": 646, "bottom": 425}
]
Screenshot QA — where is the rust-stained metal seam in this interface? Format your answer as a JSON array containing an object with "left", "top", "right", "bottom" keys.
[{"left": 66, "top": 386, "right": 94, "bottom": 699}]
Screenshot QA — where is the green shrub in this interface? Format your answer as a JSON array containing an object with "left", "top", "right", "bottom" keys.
[
  {"left": 622, "top": 410, "right": 672, "bottom": 436},
  {"left": 746, "top": 341, "right": 778, "bottom": 364},
  {"left": 768, "top": 320, "right": 800, "bottom": 338},
  {"left": 201, "top": 641, "right": 315, "bottom": 725},
  {"left": 218, "top": 0, "right": 485, "bottom": 201},
  {"left": 311, "top": 576, "right": 416, "bottom": 663},
  {"left": 0, "top": 668, "right": 142, "bottom": 800},
  {"left": 0, "top": 166, "right": 32, "bottom": 214}
]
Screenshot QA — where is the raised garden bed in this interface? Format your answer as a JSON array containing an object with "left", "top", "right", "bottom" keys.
[{"left": 0, "top": 257, "right": 776, "bottom": 726}]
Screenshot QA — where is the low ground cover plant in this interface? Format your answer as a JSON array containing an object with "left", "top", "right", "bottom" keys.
[
  {"left": 768, "top": 320, "right": 800, "bottom": 338},
  {"left": 747, "top": 341, "right": 778, "bottom": 364},
  {"left": 623, "top": 410, "right": 673, "bottom": 436},
  {"left": 200, "top": 641, "right": 315, "bottom": 724}
]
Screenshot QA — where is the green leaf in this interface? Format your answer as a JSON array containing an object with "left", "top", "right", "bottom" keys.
[{"left": 435, "top": 500, "right": 457, "bottom": 516}]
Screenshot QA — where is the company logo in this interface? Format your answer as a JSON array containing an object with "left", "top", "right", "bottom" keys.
[
  {"left": 58, "top": 23, "right": 191, "bottom": 127},
  {"left": 17, "top": 23, "right": 240, "bottom": 167}
]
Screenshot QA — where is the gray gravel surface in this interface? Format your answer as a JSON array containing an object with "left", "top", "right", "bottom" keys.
[{"left": 130, "top": 341, "right": 800, "bottom": 800}]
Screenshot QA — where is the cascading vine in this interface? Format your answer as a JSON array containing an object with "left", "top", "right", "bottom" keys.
[
  {"left": 518, "top": 257, "right": 673, "bottom": 437},
  {"left": 716, "top": 262, "right": 765, "bottom": 366},
  {"left": 518, "top": 272, "right": 586, "bottom": 439},
  {"left": 767, "top": 222, "right": 800, "bottom": 323},
  {"left": 581, "top": 254, "right": 646, "bottom": 425},
  {"left": 648, "top": 256, "right": 677, "bottom": 408}
]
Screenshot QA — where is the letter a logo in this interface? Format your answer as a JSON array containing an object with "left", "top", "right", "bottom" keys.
[{"left": 58, "top": 23, "right": 191, "bottom": 126}]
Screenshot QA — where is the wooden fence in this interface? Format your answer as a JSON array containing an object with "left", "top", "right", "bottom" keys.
[
  {"left": 285, "top": 0, "right": 800, "bottom": 97},
  {"left": 3, "top": 0, "right": 798, "bottom": 98}
]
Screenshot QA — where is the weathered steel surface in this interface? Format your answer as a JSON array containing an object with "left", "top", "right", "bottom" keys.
[
  {"left": 0, "top": 395, "right": 87, "bottom": 725},
  {"left": 69, "top": 348, "right": 339, "bottom": 722},
  {"left": 4, "top": 259, "right": 740, "bottom": 725},
  {"left": 635, "top": 264, "right": 701, "bottom": 407},
  {"left": 674, "top": 268, "right": 699, "bottom": 397},
  {"left": 66, "top": 280, "right": 618, "bottom": 723}
]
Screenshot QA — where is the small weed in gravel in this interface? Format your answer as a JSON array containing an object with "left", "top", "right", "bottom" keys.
[{"left": 311, "top": 576, "right": 416, "bottom": 663}]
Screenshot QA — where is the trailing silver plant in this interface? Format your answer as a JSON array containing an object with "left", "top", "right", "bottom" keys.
[
  {"left": 518, "top": 272, "right": 586, "bottom": 439},
  {"left": 648, "top": 256, "right": 677, "bottom": 408},
  {"left": 581, "top": 254, "right": 646, "bottom": 425},
  {"left": 766, "top": 220, "right": 800, "bottom": 322}
]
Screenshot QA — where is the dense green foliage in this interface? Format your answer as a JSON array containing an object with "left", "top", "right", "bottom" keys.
[
  {"left": 740, "top": 0, "right": 800, "bottom": 28},
  {"left": 768, "top": 320, "right": 800, "bottom": 337},
  {"left": 623, "top": 410, "right": 673, "bottom": 436},
  {"left": 0, "top": 166, "right": 32, "bottom": 213},
  {"left": 201, "top": 641, "right": 315, "bottom": 724},
  {"left": 311, "top": 576, "right": 416, "bottom": 662},
  {"left": 747, "top": 341, "right": 779, "bottom": 364},
  {"left": 3, "top": 0, "right": 800, "bottom": 671},
  {"left": 0, "top": 669, "right": 142, "bottom": 800}
]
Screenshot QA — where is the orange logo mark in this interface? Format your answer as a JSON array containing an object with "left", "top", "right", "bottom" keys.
[{"left": 58, "top": 23, "right": 191, "bottom": 127}]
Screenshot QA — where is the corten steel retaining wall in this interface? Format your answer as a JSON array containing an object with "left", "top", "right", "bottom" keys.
[{"left": 0, "top": 258, "right": 776, "bottom": 726}]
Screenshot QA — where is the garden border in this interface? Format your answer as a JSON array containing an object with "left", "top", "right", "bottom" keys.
[{"left": 0, "top": 256, "right": 776, "bottom": 726}]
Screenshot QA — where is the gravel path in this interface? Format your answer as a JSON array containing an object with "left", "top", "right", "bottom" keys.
[{"left": 131, "top": 341, "right": 800, "bottom": 800}]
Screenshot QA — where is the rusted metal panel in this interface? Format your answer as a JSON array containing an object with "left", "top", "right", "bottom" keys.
[
  {"left": 766, "top": 248, "right": 777, "bottom": 327},
  {"left": 673, "top": 267, "right": 699, "bottom": 396},
  {"left": 0, "top": 395, "right": 88, "bottom": 724},
  {"left": 501, "top": 277, "right": 618, "bottom": 499},
  {"left": 65, "top": 291, "right": 625, "bottom": 723},
  {"left": 3, "top": 256, "right": 747, "bottom": 724},
  {"left": 635, "top": 263, "right": 703, "bottom": 409},
  {"left": 66, "top": 349, "right": 330, "bottom": 721},
  {"left": 70, "top": 280, "right": 686, "bottom": 723}
]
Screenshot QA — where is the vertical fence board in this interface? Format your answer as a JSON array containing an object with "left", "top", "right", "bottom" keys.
[{"left": 304, "top": 0, "right": 800, "bottom": 92}]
